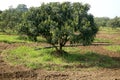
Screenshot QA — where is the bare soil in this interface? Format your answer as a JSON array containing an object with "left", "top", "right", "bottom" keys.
[{"left": 0, "top": 32, "right": 120, "bottom": 80}]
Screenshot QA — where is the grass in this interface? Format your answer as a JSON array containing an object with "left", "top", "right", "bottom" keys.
[
  {"left": 0, "top": 35, "right": 31, "bottom": 43},
  {"left": 2, "top": 46, "right": 120, "bottom": 70},
  {"left": 3, "top": 46, "right": 63, "bottom": 69},
  {"left": 94, "top": 38, "right": 112, "bottom": 43},
  {"left": 99, "top": 27, "right": 120, "bottom": 34},
  {"left": 105, "top": 45, "right": 120, "bottom": 52},
  {"left": 0, "top": 34, "right": 46, "bottom": 43}
]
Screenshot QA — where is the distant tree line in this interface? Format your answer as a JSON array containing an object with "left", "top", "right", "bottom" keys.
[{"left": 94, "top": 16, "right": 120, "bottom": 28}]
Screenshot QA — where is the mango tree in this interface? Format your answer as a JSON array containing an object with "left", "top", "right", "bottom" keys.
[{"left": 19, "top": 2, "right": 98, "bottom": 54}]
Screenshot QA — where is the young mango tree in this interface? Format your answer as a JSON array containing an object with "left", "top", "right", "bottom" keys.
[{"left": 19, "top": 2, "right": 98, "bottom": 54}]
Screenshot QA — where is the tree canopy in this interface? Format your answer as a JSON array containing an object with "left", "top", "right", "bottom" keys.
[{"left": 19, "top": 2, "right": 98, "bottom": 53}]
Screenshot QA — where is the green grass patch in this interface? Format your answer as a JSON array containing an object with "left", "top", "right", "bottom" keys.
[
  {"left": 105, "top": 45, "right": 120, "bottom": 52},
  {"left": 0, "top": 34, "right": 46, "bottom": 43},
  {"left": 3, "top": 46, "right": 63, "bottom": 69},
  {"left": 99, "top": 27, "right": 120, "bottom": 34},
  {"left": 2, "top": 46, "right": 120, "bottom": 70},
  {"left": 0, "top": 35, "right": 31, "bottom": 43},
  {"left": 94, "top": 38, "right": 112, "bottom": 43}
]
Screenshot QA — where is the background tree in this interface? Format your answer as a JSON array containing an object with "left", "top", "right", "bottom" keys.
[
  {"left": 19, "top": 2, "right": 98, "bottom": 54},
  {"left": 94, "top": 17, "right": 110, "bottom": 27},
  {"left": 16, "top": 4, "right": 28, "bottom": 12},
  {"left": 107, "top": 16, "right": 120, "bottom": 28},
  {"left": 0, "top": 4, "right": 28, "bottom": 34},
  {"left": 94, "top": 16, "right": 120, "bottom": 28}
]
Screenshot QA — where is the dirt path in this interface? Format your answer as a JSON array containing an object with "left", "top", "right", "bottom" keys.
[{"left": 0, "top": 42, "right": 120, "bottom": 80}]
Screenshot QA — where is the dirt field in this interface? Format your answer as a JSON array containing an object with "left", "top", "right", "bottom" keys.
[{"left": 0, "top": 32, "right": 120, "bottom": 80}]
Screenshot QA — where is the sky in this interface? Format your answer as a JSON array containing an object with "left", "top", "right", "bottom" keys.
[{"left": 0, "top": 0, "right": 120, "bottom": 18}]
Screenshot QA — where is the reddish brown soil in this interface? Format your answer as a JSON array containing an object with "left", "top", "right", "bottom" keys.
[{"left": 0, "top": 31, "right": 120, "bottom": 80}]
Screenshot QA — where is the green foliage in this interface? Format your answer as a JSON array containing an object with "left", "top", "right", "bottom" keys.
[
  {"left": 2, "top": 46, "right": 120, "bottom": 70},
  {"left": 19, "top": 2, "right": 98, "bottom": 52},
  {"left": 0, "top": 4, "right": 28, "bottom": 34},
  {"left": 94, "top": 16, "right": 120, "bottom": 28},
  {"left": 107, "top": 16, "right": 120, "bottom": 28},
  {"left": 94, "top": 17, "right": 110, "bottom": 27}
]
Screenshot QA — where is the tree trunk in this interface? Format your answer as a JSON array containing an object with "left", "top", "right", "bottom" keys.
[
  {"left": 58, "top": 43, "right": 63, "bottom": 54},
  {"left": 51, "top": 44, "right": 59, "bottom": 51},
  {"left": 59, "top": 44, "right": 62, "bottom": 51}
]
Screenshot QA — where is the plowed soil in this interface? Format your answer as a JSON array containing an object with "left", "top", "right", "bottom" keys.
[{"left": 0, "top": 32, "right": 120, "bottom": 80}]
